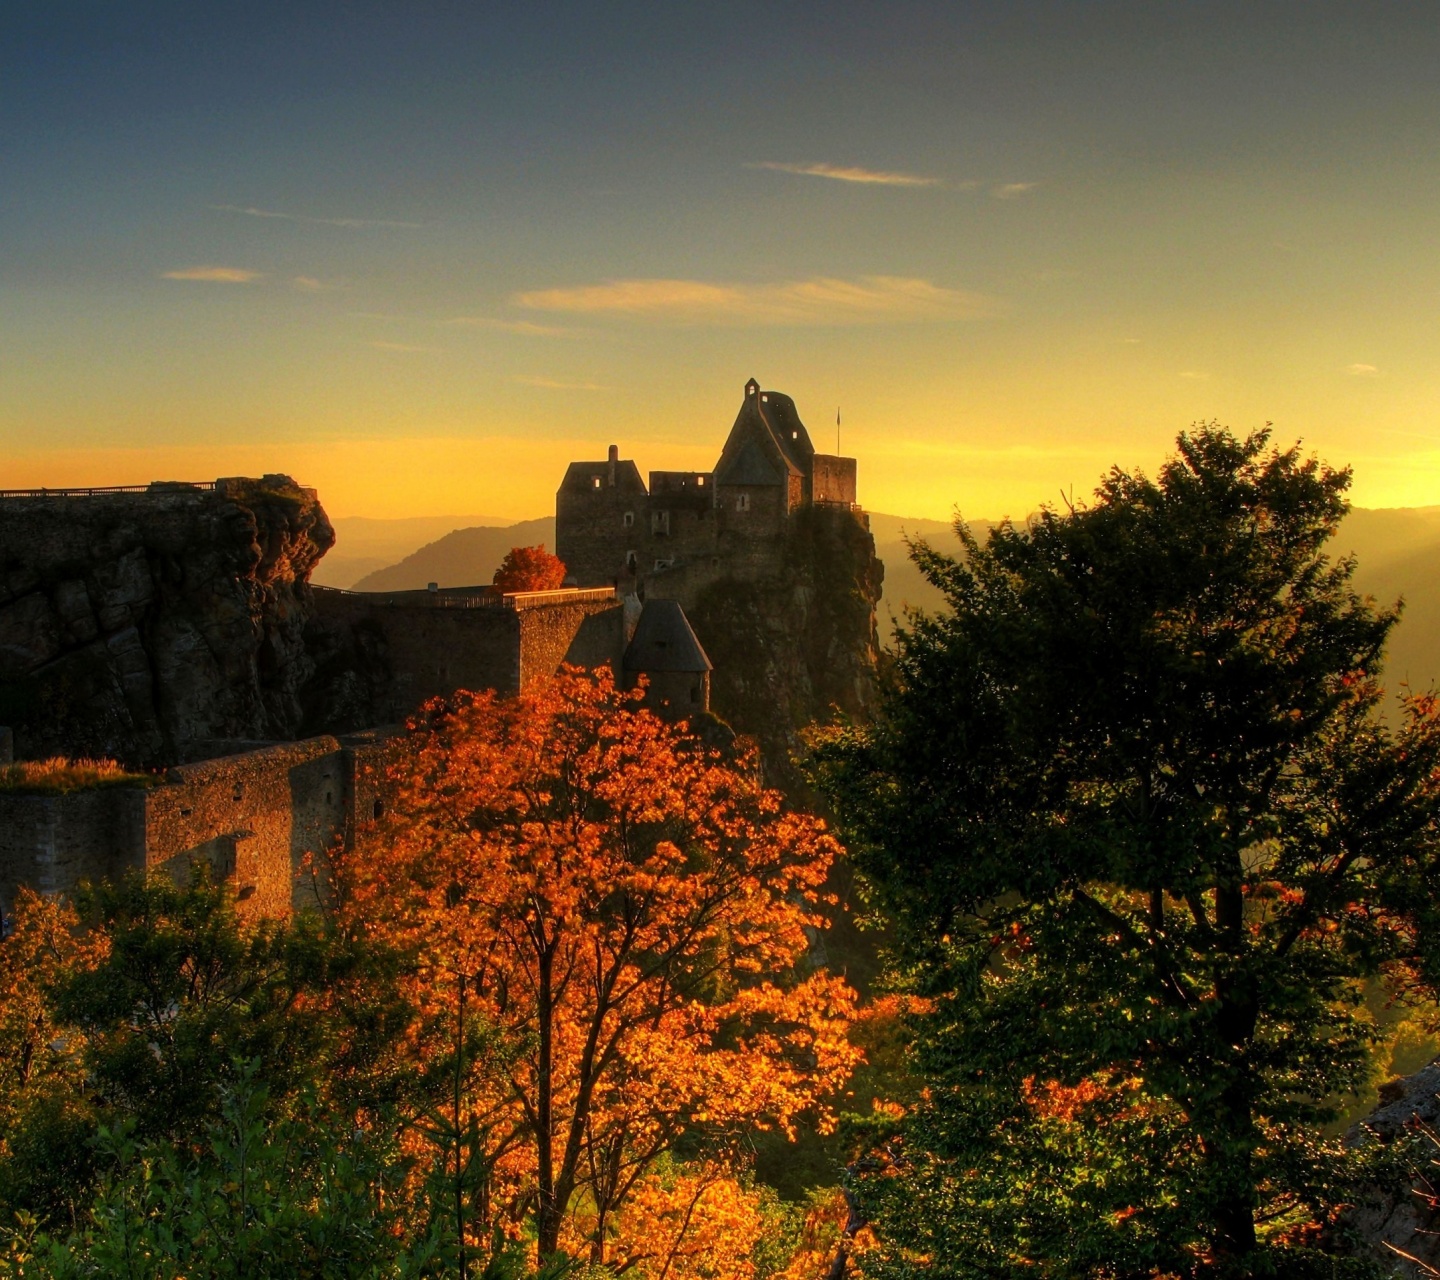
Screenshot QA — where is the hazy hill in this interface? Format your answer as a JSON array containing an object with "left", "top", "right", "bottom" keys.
[
  {"left": 342, "top": 506, "right": 1440, "bottom": 695},
  {"left": 349, "top": 517, "right": 557, "bottom": 592},
  {"left": 314, "top": 514, "right": 505, "bottom": 589}
]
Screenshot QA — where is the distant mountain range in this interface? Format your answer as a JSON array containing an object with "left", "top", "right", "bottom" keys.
[
  {"left": 312, "top": 515, "right": 508, "bottom": 590},
  {"left": 319, "top": 506, "right": 1440, "bottom": 696},
  {"left": 343, "top": 517, "right": 558, "bottom": 592}
]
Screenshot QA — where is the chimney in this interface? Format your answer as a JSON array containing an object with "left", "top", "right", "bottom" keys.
[{"left": 608, "top": 444, "right": 618, "bottom": 487}]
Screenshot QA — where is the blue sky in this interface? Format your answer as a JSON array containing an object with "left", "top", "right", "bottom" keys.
[{"left": 4, "top": 2, "right": 1439, "bottom": 518}]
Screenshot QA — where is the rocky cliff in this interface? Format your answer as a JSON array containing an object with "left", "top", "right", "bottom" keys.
[
  {"left": 681, "top": 506, "right": 883, "bottom": 791},
  {"left": 1340, "top": 1058, "right": 1440, "bottom": 1276},
  {"left": 0, "top": 478, "right": 333, "bottom": 766}
]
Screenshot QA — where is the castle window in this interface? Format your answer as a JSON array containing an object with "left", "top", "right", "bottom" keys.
[
  {"left": 654, "top": 558, "right": 673, "bottom": 571},
  {"left": 736, "top": 493, "right": 750, "bottom": 512},
  {"left": 623, "top": 511, "right": 634, "bottom": 527},
  {"left": 761, "top": 395, "right": 768, "bottom": 402},
  {"left": 696, "top": 476, "right": 705, "bottom": 486},
  {"left": 592, "top": 476, "right": 602, "bottom": 489},
  {"left": 652, "top": 510, "right": 670, "bottom": 536},
  {"left": 626, "top": 551, "right": 637, "bottom": 572},
  {"left": 792, "top": 431, "right": 798, "bottom": 440}
]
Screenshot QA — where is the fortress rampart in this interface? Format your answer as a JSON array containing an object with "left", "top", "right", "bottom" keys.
[
  {"left": 306, "top": 585, "right": 625, "bottom": 728},
  {"left": 0, "top": 730, "right": 399, "bottom": 923}
]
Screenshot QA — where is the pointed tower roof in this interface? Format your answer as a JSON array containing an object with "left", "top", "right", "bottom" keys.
[
  {"left": 623, "top": 599, "right": 713, "bottom": 673},
  {"left": 714, "top": 378, "right": 814, "bottom": 484}
]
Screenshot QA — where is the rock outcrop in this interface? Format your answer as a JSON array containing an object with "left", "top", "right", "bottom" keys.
[
  {"left": 681, "top": 505, "right": 883, "bottom": 792},
  {"left": 1341, "top": 1059, "right": 1440, "bottom": 1276},
  {"left": 0, "top": 478, "right": 333, "bottom": 766}
]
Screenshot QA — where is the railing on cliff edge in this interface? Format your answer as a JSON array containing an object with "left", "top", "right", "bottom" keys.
[
  {"left": 312, "top": 585, "right": 619, "bottom": 610},
  {"left": 0, "top": 482, "right": 220, "bottom": 499}
]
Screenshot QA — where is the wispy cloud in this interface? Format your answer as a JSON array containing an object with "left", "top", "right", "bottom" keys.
[
  {"left": 992, "top": 182, "right": 1040, "bottom": 199},
  {"left": 749, "top": 161, "right": 940, "bottom": 188},
  {"left": 1347, "top": 363, "right": 1381, "bottom": 377},
  {"left": 210, "top": 204, "right": 422, "bottom": 229},
  {"left": 368, "top": 340, "right": 436, "bottom": 353},
  {"left": 1119, "top": 337, "right": 1143, "bottom": 344},
  {"left": 292, "top": 276, "right": 328, "bottom": 291},
  {"left": 515, "top": 275, "right": 993, "bottom": 326},
  {"left": 1179, "top": 370, "right": 1209, "bottom": 380},
  {"left": 447, "top": 316, "right": 571, "bottom": 337},
  {"left": 162, "top": 266, "right": 262, "bottom": 283},
  {"left": 514, "top": 375, "right": 613, "bottom": 391}
]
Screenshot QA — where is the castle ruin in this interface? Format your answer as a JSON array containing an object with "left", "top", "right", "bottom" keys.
[
  {"left": 558, "top": 377, "right": 860, "bottom": 600},
  {"left": 0, "top": 376, "right": 880, "bottom": 915},
  {"left": 556, "top": 378, "right": 883, "bottom": 788}
]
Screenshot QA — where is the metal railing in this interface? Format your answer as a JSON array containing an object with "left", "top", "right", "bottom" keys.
[
  {"left": 313, "top": 585, "right": 618, "bottom": 610},
  {"left": 0, "top": 482, "right": 218, "bottom": 499}
]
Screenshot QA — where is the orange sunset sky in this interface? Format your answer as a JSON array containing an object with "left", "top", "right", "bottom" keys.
[{"left": 4, "top": 3, "right": 1439, "bottom": 523}]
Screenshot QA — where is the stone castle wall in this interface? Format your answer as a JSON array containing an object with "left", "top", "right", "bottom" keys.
[
  {"left": 307, "top": 588, "right": 625, "bottom": 727},
  {"left": 810, "top": 455, "right": 857, "bottom": 506},
  {"left": 144, "top": 737, "right": 349, "bottom": 919},
  {"left": 0, "top": 787, "right": 146, "bottom": 920},
  {"left": 0, "top": 732, "right": 403, "bottom": 922}
]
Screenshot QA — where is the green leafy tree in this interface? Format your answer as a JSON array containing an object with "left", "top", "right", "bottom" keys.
[
  {"left": 0, "top": 1060, "right": 580, "bottom": 1280},
  {"left": 812, "top": 427, "right": 1440, "bottom": 1278},
  {"left": 52, "top": 871, "right": 348, "bottom": 1145}
]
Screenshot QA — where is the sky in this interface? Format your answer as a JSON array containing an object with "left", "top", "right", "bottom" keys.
[{"left": 3, "top": 1, "right": 1439, "bottom": 522}]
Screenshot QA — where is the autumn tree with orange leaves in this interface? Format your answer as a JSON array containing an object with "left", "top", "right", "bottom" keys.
[
  {"left": 492, "top": 544, "right": 567, "bottom": 593},
  {"left": 335, "top": 668, "right": 858, "bottom": 1269}
]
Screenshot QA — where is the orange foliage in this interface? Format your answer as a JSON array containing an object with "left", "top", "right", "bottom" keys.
[
  {"left": 1020, "top": 1071, "right": 1148, "bottom": 1123},
  {"left": 335, "top": 668, "right": 859, "bottom": 1264},
  {"left": 0, "top": 892, "right": 102, "bottom": 1144},
  {"left": 568, "top": 1161, "right": 768, "bottom": 1279},
  {"left": 492, "top": 544, "right": 567, "bottom": 593}
]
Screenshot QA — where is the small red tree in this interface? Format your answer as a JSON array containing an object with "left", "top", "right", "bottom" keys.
[{"left": 492, "top": 544, "right": 566, "bottom": 593}]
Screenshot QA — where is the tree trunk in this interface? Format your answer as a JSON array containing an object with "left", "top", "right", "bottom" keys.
[
  {"left": 535, "top": 944, "right": 560, "bottom": 1258},
  {"left": 1208, "top": 879, "right": 1259, "bottom": 1271}
]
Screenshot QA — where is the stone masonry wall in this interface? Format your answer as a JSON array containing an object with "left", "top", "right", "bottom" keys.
[
  {"left": 811, "top": 455, "right": 857, "bottom": 506},
  {"left": 517, "top": 600, "right": 626, "bottom": 687},
  {"left": 306, "top": 590, "right": 626, "bottom": 728},
  {"left": 144, "top": 737, "right": 347, "bottom": 919},
  {"left": 0, "top": 787, "right": 147, "bottom": 922},
  {"left": 0, "top": 732, "right": 408, "bottom": 922},
  {"left": 307, "top": 591, "right": 520, "bottom": 727}
]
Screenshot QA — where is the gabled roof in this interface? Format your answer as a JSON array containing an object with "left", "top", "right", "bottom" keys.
[
  {"left": 557, "top": 459, "right": 647, "bottom": 496},
  {"left": 714, "top": 439, "right": 783, "bottom": 487},
  {"left": 623, "top": 599, "right": 713, "bottom": 673}
]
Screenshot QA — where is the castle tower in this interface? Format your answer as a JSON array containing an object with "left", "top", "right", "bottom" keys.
[
  {"left": 555, "top": 444, "right": 649, "bottom": 587},
  {"left": 622, "top": 598, "right": 712, "bottom": 717}
]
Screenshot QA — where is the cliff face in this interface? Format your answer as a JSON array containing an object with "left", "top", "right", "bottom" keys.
[
  {"left": 0, "top": 478, "right": 333, "bottom": 766},
  {"left": 681, "top": 507, "right": 883, "bottom": 790}
]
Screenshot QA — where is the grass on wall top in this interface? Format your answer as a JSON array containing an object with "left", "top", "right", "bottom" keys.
[{"left": 0, "top": 757, "right": 153, "bottom": 794}]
